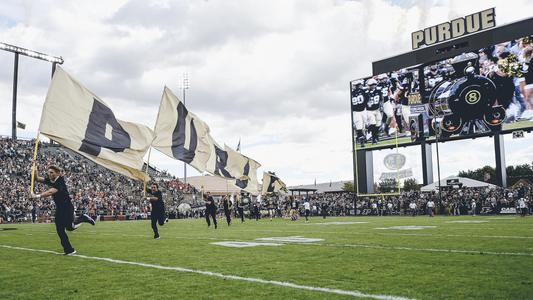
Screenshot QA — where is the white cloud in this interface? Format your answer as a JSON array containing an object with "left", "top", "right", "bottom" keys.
[{"left": 0, "top": 0, "right": 532, "bottom": 186}]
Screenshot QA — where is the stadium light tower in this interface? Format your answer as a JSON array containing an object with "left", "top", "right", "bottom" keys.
[
  {"left": 182, "top": 72, "right": 190, "bottom": 183},
  {"left": 0, "top": 42, "right": 64, "bottom": 140}
]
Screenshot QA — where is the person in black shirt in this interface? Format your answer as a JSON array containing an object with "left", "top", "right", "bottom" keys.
[
  {"left": 31, "top": 165, "right": 95, "bottom": 255},
  {"left": 365, "top": 78, "right": 383, "bottom": 144},
  {"left": 237, "top": 195, "right": 245, "bottom": 223},
  {"left": 145, "top": 183, "right": 166, "bottom": 239},
  {"left": 351, "top": 80, "right": 367, "bottom": 147},
  {"left": 204, "top": 192, "right": 217, "bottom": 229},
  {"left": 321, "top": 201, "right": 328, "bottom": 219},
  {"left": 222, "top": 195, "right": 232, "bottom": 226}
]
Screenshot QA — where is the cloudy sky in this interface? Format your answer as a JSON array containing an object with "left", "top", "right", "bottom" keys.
[{"left": 0, "top": 0, "right": 532, "bottom": 186}]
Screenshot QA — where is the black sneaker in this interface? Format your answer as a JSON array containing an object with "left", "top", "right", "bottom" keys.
[
  {"left": 83, "top": 214, "right": 95, "bottom": 226},
  {"left": 154, "top": 234, "right": 160, "bottom": 240},
  {"left": 64, "top": 249, "right": 76, "bottom": 256}
]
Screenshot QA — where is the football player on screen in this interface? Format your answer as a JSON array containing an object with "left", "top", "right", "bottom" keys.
[
  {"left": 365, "top": 78, "right": 383, "bottom": 144},
  {"left": 351, "top": 80, "right": 367, "bottom": 147}
]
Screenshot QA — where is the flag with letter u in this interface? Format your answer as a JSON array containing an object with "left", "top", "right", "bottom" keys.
[
  {"left": 152, "top": 87, "right": 213, "bottom": 173},
  {"left": 205, "top": 142, "right": 261, "bottom": 193},
  {"left": 262, "top": 171, "right": 287, "bottom": 195},
  {"left": 39, "top": 67, "right": 154, "bottom": 181}
]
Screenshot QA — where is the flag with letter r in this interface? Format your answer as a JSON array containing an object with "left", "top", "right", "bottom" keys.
[{"left": 38, "top": 67, "right": 154, "bottom": 181}]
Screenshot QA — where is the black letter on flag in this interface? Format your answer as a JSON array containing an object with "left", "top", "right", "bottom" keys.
[
  {"left": 214, "top": 145, "right": 233, "bottom": 178},
  {"left": 79, "top": 99, "right": 131, "bottom": 156},
  {"left": 235, "top": 160, "right": 250, "bottom": 189},
  {"left": 171, "top": 102, "right": 198, "bottom": 163}
]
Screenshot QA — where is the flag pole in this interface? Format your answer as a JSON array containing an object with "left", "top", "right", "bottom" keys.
[
  {"left": 29, "top": 132, "right": 40, "bottom": 193},
  {"left": 143, "top": 147, "right": 152, "bottom": 198}
]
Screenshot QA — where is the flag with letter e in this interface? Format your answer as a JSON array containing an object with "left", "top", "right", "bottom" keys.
[
  {"left": 38, "top": 67, "right": 154, "bottom": 181},
  {"left": 152, "top": 87, "right": 214, "bottom": 173},
  {"left": 262, "top": 171, "right": 287, "bottom": 195}
]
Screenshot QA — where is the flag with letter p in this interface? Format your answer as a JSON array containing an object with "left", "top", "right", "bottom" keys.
[
  {"left": 39, "top": 67, "right": 154, "bottom": 181},
  {"left": 152, "top": 87, "right": 213, "bottom": 173}
]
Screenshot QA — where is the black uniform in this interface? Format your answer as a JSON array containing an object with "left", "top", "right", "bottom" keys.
[
  {"left": 237, "top": 199, "right": 245, "bottom": 223},
  {"left": 147, "top": 189, "right": 165, "bottom": 238},
  {"left": 351, "top": 88, "right": 367, "bottom": 112},
  {"left": 378, "top": 83, "right": 390, "bottom": 103},
  {"left": 321, "top": 202, "right": 328, "bottom": 219},
  {"left": 45, "top": 176, "right": 79, "bottom": 254},
  {"left": 223, "top": 197, "right": 232, "bottom": 226},
  {"left": 205, "top": 195, "right": 217, "bottom": 228},
  {"left": 365, "top": 89, "right": 382, "bottom": 111}
]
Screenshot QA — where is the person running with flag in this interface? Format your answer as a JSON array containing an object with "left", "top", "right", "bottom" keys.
[
  {"left": 31, "top": 165, "right": 95, "bottom": 255},
  {"left": 145, "top": 183, "right": 167, "bottom": 239},
  {"left": 222, "top": 194, "right": 232, "bottom": 226}
]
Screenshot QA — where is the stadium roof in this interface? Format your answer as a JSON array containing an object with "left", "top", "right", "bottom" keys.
[
  {"left": 420, "top": 176, "right": 498, "bottom": 192},
  {"left": 186, "top": 175, "right": 243, "bottom": 195},
  {"left": 288, "top": 180, "right": 350, "bottom": 194}
]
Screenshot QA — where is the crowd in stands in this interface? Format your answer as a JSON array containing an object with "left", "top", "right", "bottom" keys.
[
  {"left": 1, "top": 137, "right": 531, "bottom": 223},
  {"left": 0, "top": 137, "right": 196, "bottom": 223}
]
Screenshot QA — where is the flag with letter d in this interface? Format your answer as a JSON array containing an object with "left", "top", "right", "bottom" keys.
[
  {"left": 152, "top": 87, "right": 213, "bottom": 173},
  {"left": 39, "top": 67, "right": 154, "bottom": 181}
]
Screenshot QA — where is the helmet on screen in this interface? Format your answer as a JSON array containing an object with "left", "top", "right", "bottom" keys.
[{"left": 366, "top": 78, "right": 377, "bottom": 86}]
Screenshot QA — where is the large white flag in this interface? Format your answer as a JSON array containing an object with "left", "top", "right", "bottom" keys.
[
  {"left": 262, "top": 172, "right": 287, "bottom": 195},
  {"left": 152, "top": 87, "right": 214, "bottom": 173},
  {"left": 39, "top": 67, "right": 154, "bottom": 181},
  {"left": 226, "top": 145, "right": 261, "bottom": 193},
  {"left": 205, "top": 142, "right": 261, "bottom": 193}
]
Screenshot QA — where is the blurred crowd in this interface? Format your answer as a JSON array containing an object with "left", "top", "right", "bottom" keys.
[
  {"left": 0, "top": 137, "right": 197, "bottom": 223},
  {"left": 1, "top": 137, "right": 531, "bottom": 223}
]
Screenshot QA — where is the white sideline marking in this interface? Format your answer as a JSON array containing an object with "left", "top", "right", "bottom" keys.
[
  {"left": 0, "top": 244, "right": 413, "bottom": 300},
  {"left": 305, "top": 222, "right": 368, "bottom": 226},
  {"left": 375, "top": 226, "right": 436, "bottom": 231},
  {"left": 310, "top": 243, "right": 533, "bottom": 257},
  {"left": 256, "top": 236, "right": 324, "bottom": 243},
  {"left": 210, "top": 241, "right": 282, "bottom": 248},
  {"left": 446, "top": 221, "right": 488, "bottom": 224}
]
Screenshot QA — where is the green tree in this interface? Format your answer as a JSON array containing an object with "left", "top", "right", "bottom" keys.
[
  {"left": 403, "top": 178, "right": 420, "bottom": 191},
  {"left": 458, "top": 165, "right": 496, "bottom": 184},
  {"left": 378, "top": 178, "right": 398, "bottom": 193},
  {"left": 342, "top": 181, "right": 355, "bottom": 192},
  {"left": 506, "top": 163, "right": 533, "bottom": 186}
]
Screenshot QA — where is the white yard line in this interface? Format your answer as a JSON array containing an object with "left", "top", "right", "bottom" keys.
[
  {"left": 0, "top": 244, "right": 413, "bottom": 300},
  {"left": 309, "top": 243, "right": 533, "bottom": 257}
]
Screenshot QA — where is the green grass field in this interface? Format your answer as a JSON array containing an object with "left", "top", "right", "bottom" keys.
[{"left": 1, "top": 216, "right": 532, "bottom": 299}]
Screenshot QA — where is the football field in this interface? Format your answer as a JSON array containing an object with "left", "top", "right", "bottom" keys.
[{"left": 0, "top": 216, "right": 531, "bottom": 299}]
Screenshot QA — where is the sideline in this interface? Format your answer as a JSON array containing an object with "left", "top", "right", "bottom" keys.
[{"left": 0, "top": 244, "right": 413, "bottom": 300}]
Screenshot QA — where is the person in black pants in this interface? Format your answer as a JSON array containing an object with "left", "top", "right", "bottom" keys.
[
  {"left": 222, "top": 195, "right": 232, "bottom": 226},
  {"left": 31, "top": 165, "right": 95, "bottom": 255},
  {"left": 31, "top": 205, "right": 37, "bottom": 223},
  {"left": 145, "top": 183, "right": 166, "bottom": 239},
  {"left": 321, "top": 201, "right": 328, "bottom": 219},
  {"left": 237, "top": 196, "right": 245, "bottom": 223},
  {"left": 204, "top": 192, "right": 217, "bottom": 229}
]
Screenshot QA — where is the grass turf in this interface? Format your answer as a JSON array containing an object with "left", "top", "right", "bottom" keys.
[{"left": 0, "top": 215, "right": 532, "bottom": 299}]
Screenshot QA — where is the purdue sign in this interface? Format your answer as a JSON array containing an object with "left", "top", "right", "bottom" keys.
[{"left": 412, "top": 8, "right": 496, "bottom": 50}]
